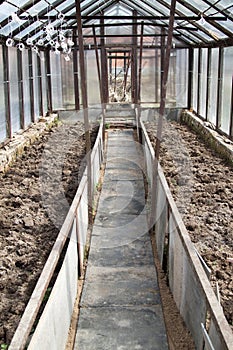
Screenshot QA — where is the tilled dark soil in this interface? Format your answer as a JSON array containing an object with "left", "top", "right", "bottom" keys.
[
  {"left": 0, "top": 121, "right": 98, "bottom": 346},
  {"left": 145, "top": 119, "right": 233, "bottom": 331}
]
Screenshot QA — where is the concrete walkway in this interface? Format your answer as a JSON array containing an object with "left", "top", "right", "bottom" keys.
[{"left": 74, "top": 129, "right": 168, "bottom": 350}]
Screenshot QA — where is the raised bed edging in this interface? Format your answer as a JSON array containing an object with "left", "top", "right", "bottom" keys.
[
  {"left": 181, "top": 110, "right": 233, "bottom": 166},
  {"left": 9, "top": 121, "right": 104, "bottom": 350},
  {"left": 0, "top": 114, "right": 58, "bottom": 173},
  {"left": 140, "top": 120, "right": 233, "bottom": 350}
]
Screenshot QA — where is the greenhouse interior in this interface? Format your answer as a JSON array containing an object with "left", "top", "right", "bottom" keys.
[{"left": 0, "top": 0, "right": 233, "bottom": 350}]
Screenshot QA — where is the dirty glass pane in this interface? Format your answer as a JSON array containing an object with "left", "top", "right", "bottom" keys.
[
  {"left": 167, "top": 51, "right": 176, "bottom": 105},
  {"left": 0, "top": 47, "right": 6, "bottom": 142},
  {"left": 61, "top": 52, "right": 75, "bottom": 108},
  {"left": 40, "top": 52, "right": 48, "bottom": 115},
  {"left": 199, "top": 48, "right": 208, "bottom": 118},
  {"left": 192, "top": 49, "right": 198, "bottom": 112},
  {"left": 141, "top": 49, "right": 156, "bottom": 103},
  {"left": 8, "top": 47, "right": 20, "bottom": 134},
  {"left": 176, "top": 49, "right": 188, "bottom": 107},
  {"left": 22, "top": 49, "right": 32, "bottom": 126},
  {"left": 221, "top": 46, "right": 233, "bottom": 134},
  {"left": 50, "top": 52, "right": 63, "bottom": 110},
  {"left": 32, "top": 51, "right": 40, "bottom": 119},
  {"left": 207, "top": 48, "right": 218, "bottom": 125},
  {"left": 86, "top": 50, "right": 100, "bottom": 105}
]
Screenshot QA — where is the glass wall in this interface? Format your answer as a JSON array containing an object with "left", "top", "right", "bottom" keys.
[
  {"left": 221, "top": 46, "right": 233, "bottom": 134},
  {"left": 8, "top": 47, "right": 20, "bottom": 134},
  {"left": 207, "top": 48, "right": 219, "bottom": 125},
  {"left": 0, "top": 46, "right": 6, "bottom": 142}
]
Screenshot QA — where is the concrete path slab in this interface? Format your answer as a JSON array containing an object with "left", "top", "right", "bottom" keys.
[
  {"left": 74, "top": 129, "right": 168, "bottom": 349},
  {"left": 76, "top": 307, "right": 168, "bottom": 350}
]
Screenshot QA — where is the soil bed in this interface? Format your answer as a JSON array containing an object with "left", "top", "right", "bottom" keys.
[
  {"left": 0, "top": 121, "right": 98, "bottom": 346},
  {"left": 145, "top": 119, "right": 233, "bottom": 332}
]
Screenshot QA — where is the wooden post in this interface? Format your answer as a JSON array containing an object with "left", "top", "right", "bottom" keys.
[
  {"left": 92, "top": 24, "right": 105, "bottom": 141},
  {"left": 100, "top": 16, "right": 109, "bottom": 103},
  {"left": 138, "top": 21, "right": 144, "bottom": 104},
  {"left": 155, "top": 0, "right": 177, "bottom": 162},
  {"left": 150, "top": 0, "right": 177, "bottom": 230},
  {"left": 131, "top": 10, "right": 138, "bottom": 104},
  {"left": 75, "top": 0, "right": 92, "bottom": 224},
  {"left": 73, "top": 29, "right": 80, "bottom": 111},
  {"left": 160, "top": 28, "right": 165, "bottom": 104}
]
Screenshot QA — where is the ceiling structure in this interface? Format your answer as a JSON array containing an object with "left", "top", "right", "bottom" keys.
[{"left": 0, "top": 0, "right": 233, "bottom": 49}]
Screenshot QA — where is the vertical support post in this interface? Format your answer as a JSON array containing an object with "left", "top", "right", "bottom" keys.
[
  {"left": 45, "top": 48, "right": 52, "bottom": 113},
  {"left": 206, "top": 48, "right": 212, "bottom": 121},
  {"left": 160, "top": 28, "right": 165, "bottom": 104},
  {"left": 93, "top": 24, "right": 105, "bottom": 141},
  {"left": 151, "top": 0, "right": 177, "bottom": 230},
  {"left": 123, "top": 53, "right": 131, "bottom": 99},
  {"left": 131, "top": 10, "right": 138, "bottom": 104},
  {"left": 100, "top": 15, "right": 108, "bottom": 103},
  {"left": 155, "top": 0, "right": 177, "bottom": 161},
  {"left": 216, "top": 47, "right": 223, "bottom": 130},
  {"left": 197, "top": 48, "right": 202, "bottom": 117},
  {"left": 138, "top": 21, "right": 144, "bottom": 104},
  {"left": 188, "top": 47, "right": 194, "bottom": 110},
  {"left": 3, "top": 45, "right": 12, "bottom": 139},
  {"left": 114, "top": 54, "right": 117, "bottom": 93},
  {"left": 73, "top": 30, "right": 80, "bottom": 111},
  {"left": 73, "top": 29, "right": 80, "bottom": 110},
  {"left": 37, "top": 52, "right": 43, "bottom": 117},
  {"left": 75, "top": 0, "right": 92, "bottom": 224},
  {"left": 28, "top": 49, "right": 35, "bottom": 122},
  {"left": 17, "top": 49, "right": 25, "bottom": 130},
  {"left": 109, "top": 52, "right": 112, "bottom": 85}
]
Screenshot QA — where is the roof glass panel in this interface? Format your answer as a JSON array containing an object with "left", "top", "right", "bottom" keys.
[{"left": 0, "top": 2, "right": 18, "bottom": 22}]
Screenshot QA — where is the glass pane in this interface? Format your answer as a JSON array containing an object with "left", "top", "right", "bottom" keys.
[
  {"left": 0, "top": 46, "right": 6, "bottom": 142},
  {"left": 221, "top": 46, "right": 233, "bottom": 134},
  {"left": 199, "top": 48, "right": 208, "bottom": 118},
  {"left": 40, "top": 52, "right": 48, "bottom": 115},
  {"left": 61, "top": 52, "right": 75, "bottom": 108},
  {"left": 207, "top": 48, "right": 218, "bottom": 125},
  {"left": 176, "top": 49, "right": 188, "bottom": 107},
  {"left": 86, "top": 50, "right": 100, "bottom": 105},
  {"left": 50, "top": 52, "right": 63, "bottom": 109},
  {"left": 8, "top": 47, "right": 20, "bottom": 134},
  {"left": 141, "top": 49, "right": 156, "bottom": 103},
  {"left": 32, "top": 51, "right": 40, "bottom": 119},
  {"left": 192, "top": 49, "right": 198, "bottom": 112},
  {"left": 22, "top": 49, "right": 32, "bottom": 126}
]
